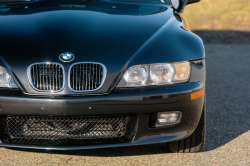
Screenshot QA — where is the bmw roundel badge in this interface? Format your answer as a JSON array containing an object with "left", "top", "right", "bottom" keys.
[{"left": 59, "top": 52, "right": 75, "bottom": 62}]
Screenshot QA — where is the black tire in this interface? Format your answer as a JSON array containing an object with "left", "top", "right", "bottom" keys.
[{"left": 167, "top": 99, "right": 206, "bottom": 153}]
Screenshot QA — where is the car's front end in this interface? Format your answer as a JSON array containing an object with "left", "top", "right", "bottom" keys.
[{"left": 0, "top": 0, "right": 205, "bottom": 152}]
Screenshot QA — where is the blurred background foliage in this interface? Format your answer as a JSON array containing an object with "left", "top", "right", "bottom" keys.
[
  {"left": 184, "top": 0, "right": 250, "bottom": 31},
  {"left": 184, "top": 0, "right": 250, "bottom": 43}
]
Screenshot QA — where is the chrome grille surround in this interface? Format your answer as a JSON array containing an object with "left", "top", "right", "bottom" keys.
[
  {"left": 27, "top": 62, "right": 65, "bottom": 92},
  {"left": 68, "top": 62, "right": 107, "bottom": 92}
]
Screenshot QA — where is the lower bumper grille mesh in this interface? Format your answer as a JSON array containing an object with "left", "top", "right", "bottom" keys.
[{"left": 0, "top": 115, "right": 136, "bottom": 146}]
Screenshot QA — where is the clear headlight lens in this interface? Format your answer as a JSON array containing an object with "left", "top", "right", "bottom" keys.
[
  {"left": 123, "top": 66, "right": 147, "bottom": 87},
  {"left": 0, "top": 67, "right": 18, "bottom": 88},
  {"left": 150, "top": 64, "right": 175, "bottom": 85},
  {"left": 171, "top": 0, "right": 180, "bottom": 9},
  {"left": 117, "top": 61, "right": 190, "bottom": 88}
]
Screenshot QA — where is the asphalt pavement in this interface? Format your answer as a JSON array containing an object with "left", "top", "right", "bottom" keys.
[{"left": 1, "top": 44, "right": 250, "bottom": 165}]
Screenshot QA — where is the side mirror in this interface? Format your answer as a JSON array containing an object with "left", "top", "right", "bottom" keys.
[
  {"left": 187, "top": 0, "right": 200, "bottom": 5},
  {"left": 176, "top": 0, "right": 200, "bottom": 13}
]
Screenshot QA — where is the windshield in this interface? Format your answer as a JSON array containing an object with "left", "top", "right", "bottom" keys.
[
  {"left": 0, "top": 0, "right": 169, "bottom": 4},
  {"left": 105, "top": 0, "right": 167, "bottom": 4},
  {"left": 0, "top": 0, "right": 30, "bottom": 2}
]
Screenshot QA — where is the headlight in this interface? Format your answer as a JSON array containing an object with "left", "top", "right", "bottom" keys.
[
  {"left": 150, "top": 64, "right": 175, "bottom": 85},
  {"left": 0, "top": 67, "right": 18, "bottom": 88},
  {"left": 117, "top": 61, "right": 190, "bottom": 88},
  {"left": 170, "top": 0, "right": 180, "bottom": 9},
  {"left": 123, "top": 66, "right": 148, "bottom": 86}
]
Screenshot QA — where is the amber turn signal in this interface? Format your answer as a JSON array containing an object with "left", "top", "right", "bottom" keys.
[{"left": 191, "top": 90, "right": 204, "bottom": 100}]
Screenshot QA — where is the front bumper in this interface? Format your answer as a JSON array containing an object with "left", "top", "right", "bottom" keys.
[{"left": 0, "top": 60, "right": 205, "bottom": 150}]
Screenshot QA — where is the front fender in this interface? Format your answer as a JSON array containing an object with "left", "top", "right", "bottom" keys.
[{"left": 128, "top": 12, "right": 205, "bottom": 68}]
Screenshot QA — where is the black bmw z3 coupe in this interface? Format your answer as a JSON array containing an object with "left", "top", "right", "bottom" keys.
[{"left": 0, "top": 0, "right": 205, "bottom": 153}]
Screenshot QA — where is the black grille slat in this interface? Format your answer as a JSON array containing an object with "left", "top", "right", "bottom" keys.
[
  {"left": 52, "top": 65, "right": 54, "bottom": 91},
  {"left": 98, "top": 64, "right": 101, "bottom": 83},
  {"left": 49, "top": 64, "right": 51, "bottom": 90},
  {"left": 32, "top": 66, "right": 35, "bottom": 87},
  {"left": 43, "top": 64, "right": 45, "bottom": 90},
  {"left": 88, "top": 64, "right": 90, "bottom": 90},
  {"left": 69, "top": 63, "right": 105, "bottom": 91},
  {"left": 79, "top": 64, "right": 81, "bottom": 90},
  {"left": 55, "top": 65, "right": 57, "bottom": 90},
  {"left": 58, "top": 64, "right": 61, "bottom": 87},
  {"left": 95, "top": 64, "right": 97, "bottom": 88},
  {"left": 76, "top": 65, "right": 78, "bottom": 90},
  {"left": 36, "top": 65, "right": 38, "bottom": 88},
  {"left": 73, "top": 65, "right": 75, "bottom": 90},
  {"left": 0, "top": 115, "right": 136, "bottom": 146},
  {"left": 85, "top": 63, "right": 87, "bottom": 90},
  {"left": 29, "top": 63, "right": 64, "bottom": 91},
  {"left": 45, "top": 65, "right": 47, "bottom": 90},
  {"left": 40, "top": 64, "right": 42, "bottom": 89},
  {"left": 92, "top": 64, "right": 94, "bottom": 89},
  {"left": 81, "top": 64, "right": 85, "bottom": 90}
]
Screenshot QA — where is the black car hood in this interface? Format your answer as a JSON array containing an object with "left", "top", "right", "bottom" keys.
[{"left": 0, "top": 0, "right": 204, "bottom": 95}]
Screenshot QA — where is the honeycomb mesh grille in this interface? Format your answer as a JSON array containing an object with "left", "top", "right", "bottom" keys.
[
  {"left": 0, "top": 115, "right": 136, "bottom": 146},
  {"left": 29, "top": 63, "right": 64, "bottom": 91},
  {"left": 69, "top": 63, "right": 105, "bottom": 91}
]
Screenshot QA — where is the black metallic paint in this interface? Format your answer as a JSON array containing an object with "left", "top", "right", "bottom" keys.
[
  {"left": 0, "top": 0, "right": 205, "bottom": 150},
  {"left": 0, "top": 0, "right": 204, "bottom": 95}
]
